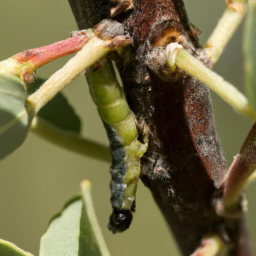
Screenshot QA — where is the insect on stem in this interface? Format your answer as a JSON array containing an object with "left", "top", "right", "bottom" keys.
[
  {"left": 86, "top": 59, "right": 148, "bottom": 233},
  {"left": 166, "top": 43, "right": 256, "bottom": 121}
]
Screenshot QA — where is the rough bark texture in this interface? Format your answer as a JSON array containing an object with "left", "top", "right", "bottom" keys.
[{"left": 68, "top": 0, "right": 254, "bottom": 255}]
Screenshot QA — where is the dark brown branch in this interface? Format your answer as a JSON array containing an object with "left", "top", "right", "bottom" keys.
[{"left": 67, "top": 0, "right": 254, "bottom": 255}]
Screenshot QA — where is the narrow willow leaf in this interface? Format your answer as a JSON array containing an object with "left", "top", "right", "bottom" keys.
[
  {"left": 0, "top": 239, "right": 34, "bottom": 256},
  {"left": 0, "top": 75, "right": 33, "bottom": 160},
  {"left": 0, "top": 75, "right": 26, "bottom": 101},
  {"left": 40, "top": 197, "right": 83, "bottom": 256},
  {"left": 39, "top": 185, "right": 109, "bottom": 256},
  {"left": 244, "top": 0, "right": 256, "bottom": 112},
  {"left": 80, "top": 180, "right": 110, "bottom": 256},
  {"left": 28, "top": 78, "right": 81, "bottom": 134}
]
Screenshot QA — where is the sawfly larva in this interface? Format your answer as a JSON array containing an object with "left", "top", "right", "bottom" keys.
[{"left": 86, "top": 59, "right": 148, "bottom": 233}]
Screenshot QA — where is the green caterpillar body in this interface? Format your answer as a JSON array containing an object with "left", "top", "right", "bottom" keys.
[{"left": 86, "top": 60, "right": 148, "bottom": 233}]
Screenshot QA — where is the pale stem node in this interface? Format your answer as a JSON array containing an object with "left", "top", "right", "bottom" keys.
[
  {"left": 0, "top": 58, "right": 21, "bottom": 78},
  {"left": 26, "top": 36, "right": 111, "bottom": 115},
  {"left": 31, "top": 117, "right": 111, "bottom": 163},
  {"left": 166, "top": 43, "right": 256, "bottom": 121},
  {"left": 205, "top": 0, "right": 249, "bottom": 64},
  {"left": 80, "top": 180, "right": 111, "bottom": 256},
  {"left": 190, "top": 235, "right": 226, "bottom": 256}
]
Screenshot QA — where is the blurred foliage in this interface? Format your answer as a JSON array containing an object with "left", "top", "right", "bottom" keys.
[
  {"left": 0, "top": 239, "right": 34, "bottom": 256},
  {"left": 244, "top": 1, "right": 256, "bottom": 112},
  {"left": 0, "top": 75, "right": 32, "bottom": 160}
]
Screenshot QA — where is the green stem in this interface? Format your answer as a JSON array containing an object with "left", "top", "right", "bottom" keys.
[
  {"left": 205, "top": 0, "right": 249, "bottom": 65},
  {"left": 26, "top": 36, "right": 110, "bottom": 115},
  {"left": 0, "top": 32, "right": 91, "bottom": 83},
  {"left": 243, "top": 0, "right": 256, "bottom": 112},
  {"left": 80, "top": 180, "right": 111, "bottom": 256},
  {"left": 31, "top": 117, "right": 110, "bottom": 163},
  {"left": 167, "top": 44, "right": 256, "bottom": 120}
]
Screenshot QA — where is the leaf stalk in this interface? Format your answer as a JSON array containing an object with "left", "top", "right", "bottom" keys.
[
  {"left": 205, "top": 0, "right": 249, "bottom": 64},
  {"left": 26, "top": 36, "right": 110, "bottom": 115},
  {"left": 166, "top": 44, "right": 256, "bottom": 121},
  {"left": 31, "top": 117, "right": 111, "bottom": 162}
]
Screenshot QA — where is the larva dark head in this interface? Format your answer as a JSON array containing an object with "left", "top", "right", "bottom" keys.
[{"left": 108, "top": 209, "right": 133, "bottom": 234}]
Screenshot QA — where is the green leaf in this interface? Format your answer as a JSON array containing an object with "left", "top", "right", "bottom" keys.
[
  {"left": 40, "top": 197, "right": 85, "bottom": 256},
  {"left": 28, "top": 78, "right": 81, "bottom": 134},
  {"left": 244, "top": 1, "right": 256, "bottom": 112},
  {"left": 40, "top": 180, "right": 110, "bottom": 256},
  {"left": 0, "top": 74, "right": 33, "bottom": 160},
  {"left": 80, "top": 180, "right": 110, "bottom": 256},
  {"left": 0, "top": 239, "right": 34, "bottom": 256}
]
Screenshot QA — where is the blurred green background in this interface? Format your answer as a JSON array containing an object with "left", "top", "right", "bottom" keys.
[{"left": 0, "top": 1, "right": 255, "bottom": 255}]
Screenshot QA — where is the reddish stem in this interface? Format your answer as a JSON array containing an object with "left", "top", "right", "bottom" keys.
[
  {"left": 222, "top": 122, "right": 256, "bottom": 208},
  {"left": 14, "top": 31, "right": 90, "bottom": 69}
]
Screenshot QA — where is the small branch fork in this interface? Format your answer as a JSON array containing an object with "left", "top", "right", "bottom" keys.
[
  {"left": 26, "top": 20, "right": 131, "bottom": 115},
  {"left": 0, "top": 30, "right": 93, "bottom": 83},
  {"left": 166, "top": 43, "right": 255, "bottom": 120},
  {"left": 167, "top": 0, "right": 252, "bottom": 121},
  {"left": 26, "top": 35, "right": 109, "bottom": 115},
  {"left": 0, "top": 20, "right": 131, "bottom": 162},
  {"left": 26, "top": 21, "right": 131, "bottom": 161}
]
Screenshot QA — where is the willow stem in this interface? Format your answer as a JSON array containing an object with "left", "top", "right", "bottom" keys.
[
  {"left": 166, "top": 43, "right": 256, "bottom": 121},
  {"left": 31, "top": 117, "right": 110, "bottom": 163},
  {"left": 80, "top": 180, "right": 111, "bottom": 256},
  {"left": 26, "top": 36, "right": 110, "bottom": 115},
  {"left": 0, "top": 32, "right": 91, "bottom": 83},
  {"left": 205, "top": 0, "right": 249, "bottom": 65},
  {"left": 243, "top": 0, "right": 256, "bottom": 112},
  {"left": 222, "top": 121, "right": 256, "bottom": 209}
]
